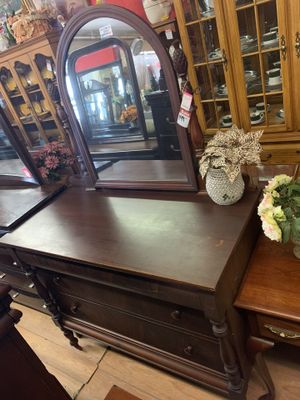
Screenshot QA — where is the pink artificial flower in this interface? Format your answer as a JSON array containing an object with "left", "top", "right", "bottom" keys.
[
  {"left": 39, "top": 166, "right": 49, "bottom": 178},
  {"left": 44, "top": 155, "right": 60, "bottom": 170}
]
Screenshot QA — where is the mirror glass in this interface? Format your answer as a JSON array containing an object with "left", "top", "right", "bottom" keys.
[
  {"left": 0, "top": 111, "right": 31, "bottom": 178},
  {"left": 66, "top": 17, "right": 191, "bottom": 185}
]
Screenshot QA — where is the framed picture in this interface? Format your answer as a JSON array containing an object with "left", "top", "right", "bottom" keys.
[{"left": 0, "top": 0, "right": 22, "bottom": 18}]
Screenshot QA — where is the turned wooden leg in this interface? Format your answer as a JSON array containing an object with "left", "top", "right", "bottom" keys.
[
  {"left": 210, "top": 319, "right": 246, "bottom": 399},
  {"left": 247, "top": 336, "right": 275, "bottom": 400}
]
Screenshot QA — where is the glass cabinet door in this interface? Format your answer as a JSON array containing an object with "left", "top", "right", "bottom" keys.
[
  {"left": 175, "top": 0, "right": 239, "bottom": 132},
  {"left": 233, "top": 0, "right": 291, "bottom": 132},
  {"left": 0, "top": 65, "right": 38, "bottom": 148},
  {"left": 13, "top": 57, "right": 63, "bottom": 147}
]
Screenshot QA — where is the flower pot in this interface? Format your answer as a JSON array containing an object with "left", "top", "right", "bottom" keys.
[
  {"left": 205, "top": 168, "right": 245, "bottom": 205},
  {"left": 143, "top": 0, "right": 172, "bottom": 24}
]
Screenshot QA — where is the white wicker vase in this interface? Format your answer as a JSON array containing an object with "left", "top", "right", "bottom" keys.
[{"left": 205, "top": 168, "right": 245, "bottom": 205}]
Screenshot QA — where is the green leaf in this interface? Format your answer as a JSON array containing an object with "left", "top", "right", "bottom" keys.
[
  {"left": 278, "top": 221, "right": 290, "bottom": 243},
  {"left": 288, "top": 184, "right": 300, "bottom": 196},
  {"left": 283, "top": 207, "right": 293, "bottom": 219},
  {"left": 293, "top": 197, "right": 300, "bottom": 207},
  {"left": 291, "top": 218, "right": 300, "bottom": 242}
]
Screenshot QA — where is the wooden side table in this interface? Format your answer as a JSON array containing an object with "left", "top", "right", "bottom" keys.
[{"left": 235, "top": 233, "right": 300, "bottom": 400}]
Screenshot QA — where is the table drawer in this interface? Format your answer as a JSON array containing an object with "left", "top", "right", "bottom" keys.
[
  {"left": 50, "top": 273, "right": 212, "bottom": 337},
  {"left": 256, "top": 314, "right": 300, "bottom": 346},
  {"left": 57, "top": 292, "right": 224, "bottom": 373}
]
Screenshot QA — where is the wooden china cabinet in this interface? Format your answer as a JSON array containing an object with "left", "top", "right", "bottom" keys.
[
  {"left": 174, "top": 0, "right": 300, "bottom": 164},
  {"left": 0, "top": 31, "right": 68, "bottom": 149}
]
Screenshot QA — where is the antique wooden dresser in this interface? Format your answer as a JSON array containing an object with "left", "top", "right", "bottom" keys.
[{"left": 0, "top": 187, "right": 260, "bottom": 399}]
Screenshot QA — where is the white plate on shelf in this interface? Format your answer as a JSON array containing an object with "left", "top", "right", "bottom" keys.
[
  {"left": 276, "top": 109, "right": 285, "bottom": 119},
  {"left": 261, "top": 38, "right": 279, "bottom": 47},
  {"left": 250, "top": 116, "right": 265, "bottom": 125}
]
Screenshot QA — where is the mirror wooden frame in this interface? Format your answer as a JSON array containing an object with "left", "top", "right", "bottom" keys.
[{"left": 57, "top": 5, "right": 198, "bottom": 191}]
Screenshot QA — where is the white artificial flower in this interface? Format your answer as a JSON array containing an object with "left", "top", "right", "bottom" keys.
[{"left": 265, "top": 174, "right": 292, "bottom": 193}]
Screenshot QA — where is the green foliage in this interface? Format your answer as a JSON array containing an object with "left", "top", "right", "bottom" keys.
[{"left": 274, "top": 182, "right": 300, "bottom": 243}]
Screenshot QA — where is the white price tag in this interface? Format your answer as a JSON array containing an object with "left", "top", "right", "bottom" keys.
[
  {"left": 177, "top": 108, "right": 191, "bottom": 128},
  {"left": 180, "top": 91, "right": 193, "bottom": 111},
  {"left": 165, "top": 29, "right": 173, "bottom": 40},
  {"left": 99, "top": 24, "right": 113, "bottom": 39}
]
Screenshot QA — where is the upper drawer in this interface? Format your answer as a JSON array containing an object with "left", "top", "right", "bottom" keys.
[
  {"left": 15, "top": 250, "right": 205, "bottom": 310},
  {"left": 256, "top": 314, "right": 300, "bottom": 347},
  {"left": 48, "top": 272, "right": 213, "bottom": 337}
]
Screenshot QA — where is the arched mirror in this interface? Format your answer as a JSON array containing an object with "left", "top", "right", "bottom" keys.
[{"left": 57, "top": 5, "right": 197, "bottom": 191}]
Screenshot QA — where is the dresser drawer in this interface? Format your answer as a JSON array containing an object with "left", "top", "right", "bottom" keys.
[
  {"left": 0, "top": 248, "right": 19, "bottom": 272},
  {"left": 0, "top": 268, "right": 37, "bottom": 296},
  {"left": 50, "top": 273, "right": 212, "bottom": 337},
  {"left": 256, "top": 314, "right": 300, "bottom": 346},
  {"left": 16, "top": 251, "right": 204, "bottom": 310},
  {"left": 57, "top": 292, "right": 224, "bottom": 373}
]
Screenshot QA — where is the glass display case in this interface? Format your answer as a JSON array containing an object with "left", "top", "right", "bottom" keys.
[
  {"left": 0, "top": 32, "right": 69, "bottom": 149},
  {"left": 175, "top": 0, "right": 293, "bottom": 136}
]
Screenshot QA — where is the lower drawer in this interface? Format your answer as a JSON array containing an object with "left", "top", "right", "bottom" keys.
[
  {"left": 57, "top": 292, "right": 224, "bottom": 373},
  {"left": 50, "top": 273, "right": 212, "bottom": 337},
  {"left": 256, "top": 314, "right": 300, "bottom": 346}
]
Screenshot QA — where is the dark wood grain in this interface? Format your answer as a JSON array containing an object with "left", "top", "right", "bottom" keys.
[
  {"left": 98, "top": 160, "right": 188, "bottom": 182},
  {"left": 0, "top": 185, "right": 65, "bottom": 230},
  {"left": 0, "top": 187, "right": 261, "bottom": 398},
  {"left": 0, "top": 282, "right": 72, "bottom": 400},
  {"left": 235, "top": 234, "right": 300, "bottom": 322},
  {"left": 0, "top": 188, "right": 260, "bottom": 289}
]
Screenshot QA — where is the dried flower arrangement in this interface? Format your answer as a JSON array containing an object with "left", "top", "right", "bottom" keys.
[
  {"left": 119, "top": 105, "right": 138, "bottom": 124},
  {"left": 258, "top": 174, "right": 300, "bottom": 243},
  {"left": 199, "top": 125, "right": 263, "bottom": 183},
  {"left": 34, "top": 141, "right": 75, "bottom": 181}
]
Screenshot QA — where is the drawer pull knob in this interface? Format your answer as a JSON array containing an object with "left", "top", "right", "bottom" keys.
[
  {"left": 28, "top": 282, "right": 35, "bottom": 289},
  {"left": 0, "top": 273, "right": 6, "bottom": 279},
  {"left": 71, "top": 304, "right": 79, "bottom": 314},
  {"left": 171, "top": 310, "right": 181, "bottom": 320},
  {"left": 42, "top": 304, "right": 47, "bottom": 309},
  {"left": 264, "top": 324, "right": 300, "bottom": 339},
  {"left": 184, "top": 345, "right": 193, "bottom": 356},
  {"left": 12, "top": 261, "right": 18, "bottom": 267},
  {"left": 12, "top": 292, "right": 19, "bottom": 299}
]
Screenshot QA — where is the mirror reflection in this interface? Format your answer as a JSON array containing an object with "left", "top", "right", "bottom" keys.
[
  {"left": 66, "top": 17, "right": 188, "bottom": 183},
  {"left": 0, "top": 110, "right": 29, "bottom": 178}
]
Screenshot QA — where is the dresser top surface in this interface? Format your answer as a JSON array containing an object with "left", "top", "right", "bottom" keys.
[
  {"left": 235, "top": 233, "right": 300, "bottom": 322},
  {"left": 0, "top": 188, "right": 260, "bottom": 290}
]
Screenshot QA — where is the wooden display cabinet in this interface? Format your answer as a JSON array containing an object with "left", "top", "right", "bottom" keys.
[
  {"left": 0, "top": 31, "right": 67, "bottom": 149},
  {"left": 174, "top": 0, "right": 300, "bottom": 164}
]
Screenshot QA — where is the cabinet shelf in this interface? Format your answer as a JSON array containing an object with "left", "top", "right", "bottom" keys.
[
  {"left": 0, "top": 32, "right": 68, "bottom": 149},
  {"left": 185, "top": 15, "right": 216, "bottom": 26},
  {"left": 174, "top": 0, "right": 297, "bottom": 151}
]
